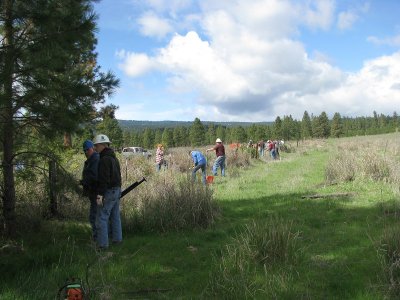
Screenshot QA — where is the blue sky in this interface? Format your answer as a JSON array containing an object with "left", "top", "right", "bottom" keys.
[{"left": 93, "top": 0, "right": 400, "bottom": 122}]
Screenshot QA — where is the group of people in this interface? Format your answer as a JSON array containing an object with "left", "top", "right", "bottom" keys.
[
  {"left": 247, "top": 139, "right": 283, "bottom": 160},
  {"left": 81, "top": 134, "right": 122, "bottom": 250},
  {"left": 81, "top": 136, "right": 226, "bottom": 247},
  {"left": 154, "top": 138, "right": 226, "bottom": 184}
]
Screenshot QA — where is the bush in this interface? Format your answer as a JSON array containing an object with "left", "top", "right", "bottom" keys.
[
  {"left": 325, "top": 137, "right": 400, "bottom": 187},
  {"left": 325, "top": 153, "right": 357, "bottom": 183},
  {"left": 122, "top": 175, "right": 218, "bottom": 232},
  {"left": 377, "top": 227, "right": 400, "bottom": 298},
  {"left": 205, "top": 218, "right": 301, "bottom": 299}
]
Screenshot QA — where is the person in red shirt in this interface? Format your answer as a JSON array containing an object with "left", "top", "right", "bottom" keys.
[
  {"left": 267, "top": 140, "right": 277, "bottom": 159},
  {"left": 206, "top": 138, "right": 226, "bottom": 176}
]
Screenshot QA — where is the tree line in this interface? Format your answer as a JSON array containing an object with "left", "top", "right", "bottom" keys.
[{"left": 114, "top": 111, "right": 399, "bottom": 149}]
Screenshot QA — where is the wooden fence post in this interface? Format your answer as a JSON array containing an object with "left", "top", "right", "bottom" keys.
[{"left": 49, "top": 160, "right": 58, "bottom": 217}]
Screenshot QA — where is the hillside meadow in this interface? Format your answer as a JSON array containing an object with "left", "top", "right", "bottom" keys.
[{"left": 1, "top": 133, "right": 400, "bottom": 299}]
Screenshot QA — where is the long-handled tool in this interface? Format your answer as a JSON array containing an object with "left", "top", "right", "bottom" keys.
[{"left": 120, "top": 177, "right": 146, "bottom": 198}]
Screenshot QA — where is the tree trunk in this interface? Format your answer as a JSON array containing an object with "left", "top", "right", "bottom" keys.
[
  {"left": 1, "top": 0, "right": 17, "bottom": 237},
  {"left": 63, "top": 132, "right": 72, "bottom": 148},
  {"left": 48, "top": 160, "right": 58, "bottom": 217}
]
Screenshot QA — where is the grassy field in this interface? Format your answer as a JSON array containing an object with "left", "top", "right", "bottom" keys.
[{"left": 1, "top": 134, "right": 400, "bottom": 299}]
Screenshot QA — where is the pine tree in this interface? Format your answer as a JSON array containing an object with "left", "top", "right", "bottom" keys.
[
  {"left": 1, "top": 0, "right": 119, "bottom": 236},
  {"left": 215, "top": 126, "right": 226, "bottom": 144},
  {"left": 155, "top": 129, "right": 163, "bottom": 145},
  {"left": 162, "top": 128, "right": 174, "bottom": 148},
  {"left": 255, "top": 125, "right": 266, "bottom": 141},
  {"left": 189, "top": 118, "right": 205, "bottom": 146},
  {"left": 330, "top": 112, "right": 343, "bottom": 138},
  {"left": 282, "top": 115, "right": 295, "bottom": 141},
  {"left": 273, "top": 116, "right": 283, "bottom": 139},
  {"left": 392, "top": 111, "right": 399, "bottom": 131},
  {"left": 96, "top": 117, "right": 123, "bottom": 148},
  {"left": 318, "top": 112, "right": 331, "bottom": 138},
  {"left": 206, "top": 124, "right": 216, "bottom": 145},
  {"left": 301, "top": 111, "right": 312, "bottom": 139},
  {"left": 142, "top": 128, "right": 155, "bottom": 149},
  {"left": 247, "top": 124, "right": 257, "bottom": 141},
  {"left": 231, "top": 126, "right": 247, "bottom": 143}
]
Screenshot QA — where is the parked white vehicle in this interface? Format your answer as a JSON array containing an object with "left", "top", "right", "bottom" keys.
[{"left": 122, "top": 147, "right": 152, "bottom": 159}]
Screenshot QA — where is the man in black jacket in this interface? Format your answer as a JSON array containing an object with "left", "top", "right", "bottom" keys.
[
  {"left": 81, "top": 140, "right": 99, "bottom": 241},
  {"left": 93, "top": 134, "right": 122, "bottom": 249}
]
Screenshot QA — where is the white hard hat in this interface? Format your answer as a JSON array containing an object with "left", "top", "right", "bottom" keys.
[
  {"left": 216, "top": 138, "right": 222, "bottom": 143},
  {"left": 93, "top": 134, "right": 111, "bottom": 144}
]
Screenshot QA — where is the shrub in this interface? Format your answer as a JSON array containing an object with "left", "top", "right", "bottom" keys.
[
  {"left": 325, "top": 136, "right": 400, "bottom": 187},
  {"left": 205, "top": 218, "right": 301, "bottom": 299},
  {"left": 377, "top": 227, "right": 400, "bottom": 298},
  {"left": 122, "top": 175, "right": 218, "bottom": 232},
  {"left": 226, "top": 148, "right": 251, "bottom": 169},
  {"left": 234, "top": 218, "right": 301, "bottom": 266},
  {"left": 325, "top": 153, "right": 357, "bottom": 183}
]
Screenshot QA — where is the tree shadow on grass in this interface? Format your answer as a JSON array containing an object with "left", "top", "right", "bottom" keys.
[{"left": 215, "top": 191, "right": 395, "bottom": 299}]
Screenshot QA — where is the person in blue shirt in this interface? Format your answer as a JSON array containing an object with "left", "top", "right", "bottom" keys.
[{"left": 189, "top": 150, "right": 207, "bottom": 185}]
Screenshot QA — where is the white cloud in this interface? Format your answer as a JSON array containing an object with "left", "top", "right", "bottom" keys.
[
  {"left": 337, "top": 11, "right": 358, "bottom": 30},
  {"left": 137, "top": 11, "right": 173, "bottom": 38},
  {"left": 302, "top": 0, "right": 336, "bottom": 30},
  {"left": 367, "top": 35, "right": 400, "bottom": 47},
  {"left": 144, "top": 0, "right": 193, "bottom": 15},
  {"left": 117, "top": 51, "right": 154, "bottom": 77},
  {"left": 336, "top": 2, "right": 369, "bottom": 30},
  {"left": 116, "top": 0, "right": 400, "bottom": 121}
]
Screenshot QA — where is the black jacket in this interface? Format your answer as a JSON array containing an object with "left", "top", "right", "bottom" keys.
[
  {"left": 81, "top": 152, "right": 99, "bottom": 195},
  {"left": 97, "top": 147, "right": 121, "bottom": 196}
]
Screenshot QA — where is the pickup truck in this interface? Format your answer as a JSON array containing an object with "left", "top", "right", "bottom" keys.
[{"left": 122, "top": 147, "right": 152, "bottom": 159}]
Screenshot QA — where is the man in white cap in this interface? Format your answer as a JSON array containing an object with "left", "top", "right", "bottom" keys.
[
  {"left": 206, "top": 138, "right": 226, "bottom": 177},
  {"left": 93, "top": 134, "right": 122, "bottom": 249}
]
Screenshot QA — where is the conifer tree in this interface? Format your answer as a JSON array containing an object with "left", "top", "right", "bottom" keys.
[
  {"left": 96, "top": 116, "right": 123, "bottom": 148},
  {"left": 189, "top": 118, "right": 205, "bottom": 146},
  {"left": 1, "top": 0, "right": 119, "bottom": 236},
  {"left": 331, "top": 112, "right": 343, "bottom": 138},
  {"left": 155, "top": 129, "right": 163, "bottom": 146},
  {"left": 301, "top": 111, "right": 312, "bottom": 139},
  {"left": 206, "top": 124, "right": 216, "bottom": 145},
  {"left": 162, "top": 128, "right": 174, "bottom": 148},
  {"left": 315, "top": 112, "right": 330, "bottom": 138},
  {"left": 247, "top": 124, "right": 257, "bottom": 141},
  {"left": 392, "top": 111, "right": 399, "bottom": 131},
  {"left": 231, "top": 126, "right": 247, "bottom": 142},
  {"left": 273, "top": 116, "right": 283, "bottom": 139},
  {"left": 255, "top": 125, "right": 266, "bottom": 141},
  {"left": 172, "top": 127, "right": 184, "bottom": 147},
  {"left": 215, "top": 126, "right": 226, "bottom": 144},
  {"left": 142, "top": 128, "right": 155, "bottom": 149}
]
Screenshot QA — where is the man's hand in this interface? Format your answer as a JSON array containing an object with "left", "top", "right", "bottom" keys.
[{"left": 96, "top": 195, "right": 104, "bottom": 206}]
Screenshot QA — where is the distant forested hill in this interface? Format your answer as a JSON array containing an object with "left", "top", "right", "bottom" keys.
[{"left": 118, "top": 120, "right": 272, "bottom": 131}]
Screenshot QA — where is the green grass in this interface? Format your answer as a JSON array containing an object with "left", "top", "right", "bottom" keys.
[{"left": 2, "top": 135, "right": 400, "bottom": 299}]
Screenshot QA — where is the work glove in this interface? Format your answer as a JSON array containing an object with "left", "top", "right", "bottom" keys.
[{"left": 96, "top": 195, "right": 104, "bottom": 206}]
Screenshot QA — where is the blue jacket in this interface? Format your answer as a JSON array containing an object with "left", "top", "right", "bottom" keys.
[
  {"left": 191, "top": 151, "right": 206, "bottom": 166},
  {"left": 82, "top": 151, "right": 99, "bottom": 194}
]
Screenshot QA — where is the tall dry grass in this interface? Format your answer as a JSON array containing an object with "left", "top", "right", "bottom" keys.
[
  {"left": 205, "top": 218, "right": 301, "bottom": 299},
  {"left": 119, "top": 150, "right": 219, "bottom": 232},
  {"left": 377, "top": 227, "right": 400, "bottom": 298},
  {"left": 325, "top": 134, "right": 400, "bottom": 193}
]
